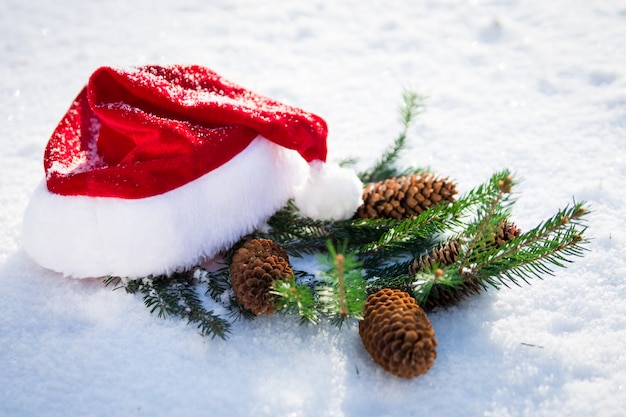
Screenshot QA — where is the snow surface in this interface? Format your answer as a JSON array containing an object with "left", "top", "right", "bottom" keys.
[{"left": 1, "top": 0, "right": 625, "bottom": 416}]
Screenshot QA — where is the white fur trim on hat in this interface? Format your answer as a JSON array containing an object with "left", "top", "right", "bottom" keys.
[
  {"left": 21, "top": 136, "right": 308, "bottom": 278},
  {"left": 294, "top": 160, "right": 363, "bottom": 221}
]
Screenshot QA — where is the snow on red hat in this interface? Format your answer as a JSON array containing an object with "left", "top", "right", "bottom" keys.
[{"left": 22, "top": 65, "right": 363, "bottom": 278}]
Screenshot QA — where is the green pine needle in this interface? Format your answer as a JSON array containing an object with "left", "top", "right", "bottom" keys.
[
  {"left": 359, "top": 90, "right": 427, "bottom": 183},
  {"left": 271, "top": 276, "right": 320, "bottom": 325},
  {"left": 104, "top": 271, "right": 232, "bottom": 340},
  {"left": 270, "top": 242, "right": 368, "bottom": 327},
  {"left": 471, "top": 202, "right": 589, "bottom": 286},
  {"left": 317, "top": 242, "right": 368, "bottom": 325}
]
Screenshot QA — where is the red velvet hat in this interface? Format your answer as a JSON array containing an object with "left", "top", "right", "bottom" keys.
[{"left": 22, "top": 65, "right": 363, "bottom": 278}]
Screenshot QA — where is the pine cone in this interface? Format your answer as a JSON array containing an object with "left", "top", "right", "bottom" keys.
[
  {"left": 494, "top": 220, "right": 521, "bottom": 247},
  {"left": 230, "top": 239, "right": 292, "bottom": 315},
  {"left": 359, "top": 288, "right": 437, "bottom": 378},
  {"left": 356, "top": 173, "right": 457, "bottom": 220},
  {"left": 473, "top": 220, "right": 522, "bottom": 258},
  {"left": 408, "top": 239, "right": 460, "bottom": 276}
]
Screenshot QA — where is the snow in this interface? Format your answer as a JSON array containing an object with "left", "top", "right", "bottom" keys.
[{"left": 1, "top": 0, "right": 625, "bottom": 416}]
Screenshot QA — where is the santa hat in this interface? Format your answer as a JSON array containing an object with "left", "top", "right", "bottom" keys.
[{"left": 22, "top": 65, "right": 363, "bottom": 278}]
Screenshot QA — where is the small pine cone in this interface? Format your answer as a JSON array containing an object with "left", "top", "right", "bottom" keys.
[
  {"left": 408, "top": 239, "right": 460, "bottom": 276},
  {"left": 359, "top": 288, "right": 437, "bottom": 378},
  {"left": 474, "top": 220, "right": 522, "bottom": 257},
  {"left": 408, "top": 239, "right": 478, "bottom": 311},
  {"left": 494, "top": 221, "right": 521, "bottom": 247},
  {"left": 356, "top": 173, "right": 457, "bottom": 220},
  {"left": 230, "top": 239, "right": 292, "bottom": 315}
]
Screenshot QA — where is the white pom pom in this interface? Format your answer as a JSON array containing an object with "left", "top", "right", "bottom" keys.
[{"left": 293, "top": 160, "right": 363, "bottom": 221}]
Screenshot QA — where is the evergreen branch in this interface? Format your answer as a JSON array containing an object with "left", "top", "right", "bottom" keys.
[
  {"left": 195, "top": 265, "right": 258, "bottom": 323},
  {"left": 142, "top": 277, "right": 180, "bottom": 318},
  {"left": 263, "top": 201, "right": 345, "bottom": 256},
  {"left": 454, "top": 170, "right": 515, "bottom": 220},
  {"left": 337, "top": 156, "right": 359, "bottom": 168},
  {"left": 103, "top": 276, "right": 127, "bottom": 291},
  {"left": 359, "top": 90, "right": 426, "bottom": 183},
  {"left": 271, "top": 275, "right": 320, "bottom": 325},
  {"left": 470, "top": 202, "right": 589, "bottom": 286},
  {"left": 196, "top": 266, "right": 231, "bottom": 302},
  {"left": 359, "top": 197, "right": 589, "bottom": 312},
  {"left": 364, "top": 258, "right": 419, "bottom": 284},
  {"left": 355, "top": 172, "right": 506, "bottom": 272},
  {"left": 365, "top": 269, "right": 417, "bottom": 294},
  {"left": 412, "top": 202, "right": 591, "bottom": 308},
  {"left": 457, "top": 171, "right": 515, "bottom": 272},
  {"left": 317, "top": 242, "right": 368, "bottom": 326},
  {"left": 357, "top": 201, "right": 459, "bottom": 258},
  {"left": 174, "top": 279, "right": 232, "bottom": 339},
  {"left": 103, "top": 272, "right": 231, "bottom": 340},
  {"left": 271, "top": 242, "right": 367, "bottom": 327},
  {"left": 225, "top": 293, "right": 257, "bottom": 322},
  {"left": 412, "top": 267, "right": 466, "bottom": 307},
  {"left": 264, "top": 201, "right": 429, "bottom": 258}
]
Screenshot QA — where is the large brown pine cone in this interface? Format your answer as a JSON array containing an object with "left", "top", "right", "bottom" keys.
[
  {"left": 230, "top": 239, "right": 292, "bottom": 315},
  {"left": 359, "top": 288, "right": 437, "bottom": 378},
  {"left": 356, "top": 173, "right": 457, "bottom": 220}
]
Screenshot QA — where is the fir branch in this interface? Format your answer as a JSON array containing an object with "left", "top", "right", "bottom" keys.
[
  {"left": 262, "top": 201, "right": 340, "bottom": 256},
  {"left": 317, "top": 242, "right": 368, "bottom": 326},
  {"left": 337, "top": 156, "right": 359, "bottom": 169},
  {"left": 195, "top": 264, "right": 258, "bottom": 323},
  {"left": 359, "top": 90, "right": 426, "bottom": 183},
  {"left": 416, "top": 202, "right": 590, "bottom": 308},
  {"left": 271, "top": 242, "right": 367, "bottom": 327},
  {"left": 225, "top": 293, "right": 257, "bottom": 322},
  {"left": 265, "top": 193, "right": 467, "bottom": 270},
  {"left": 357, "top": 201, "right": 459, "bottom": 263},
  {"left": 470, "top": 202, "right": 589, "bottom": 287},
  {"left": 263, "top": 201, "right": 419, "bottom": 258},
  {"left": 354, "top": 171, "right": 506, "bottom": 273},
  {"left": 197, "top": 266, "right": 231, "bottom": 302},
  {"left": 103, "top": 276, "right": 126, "bottom": 291},
  {"left": 457, "top": 170, "right": 515, "bottom": 272},
  {"left": 357, "top": 177, "right": 589, "bottom": 311},
  {"left": 174, "top": 280, "right": 232, "bottom": 339},
  {"left": 104, "top": 272, "right": 231, "bottom": 340},
  {"left": 271, "top": 275, "right": 320, "bottom": 325},
  {"left": 365, "top": 270, "right": 417, "bottom": 294},
  {"left": 412, "top": 267, "right": 465, "bottom": 307}
]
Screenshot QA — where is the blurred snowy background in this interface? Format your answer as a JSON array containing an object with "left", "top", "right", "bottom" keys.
[{"left": 1, "top": 1, "right": 625, "bottom": 416}]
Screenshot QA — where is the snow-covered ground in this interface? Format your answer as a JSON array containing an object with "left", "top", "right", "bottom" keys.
[{"left": 1, "top": 1, "right": 625, "bottom": 416}]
